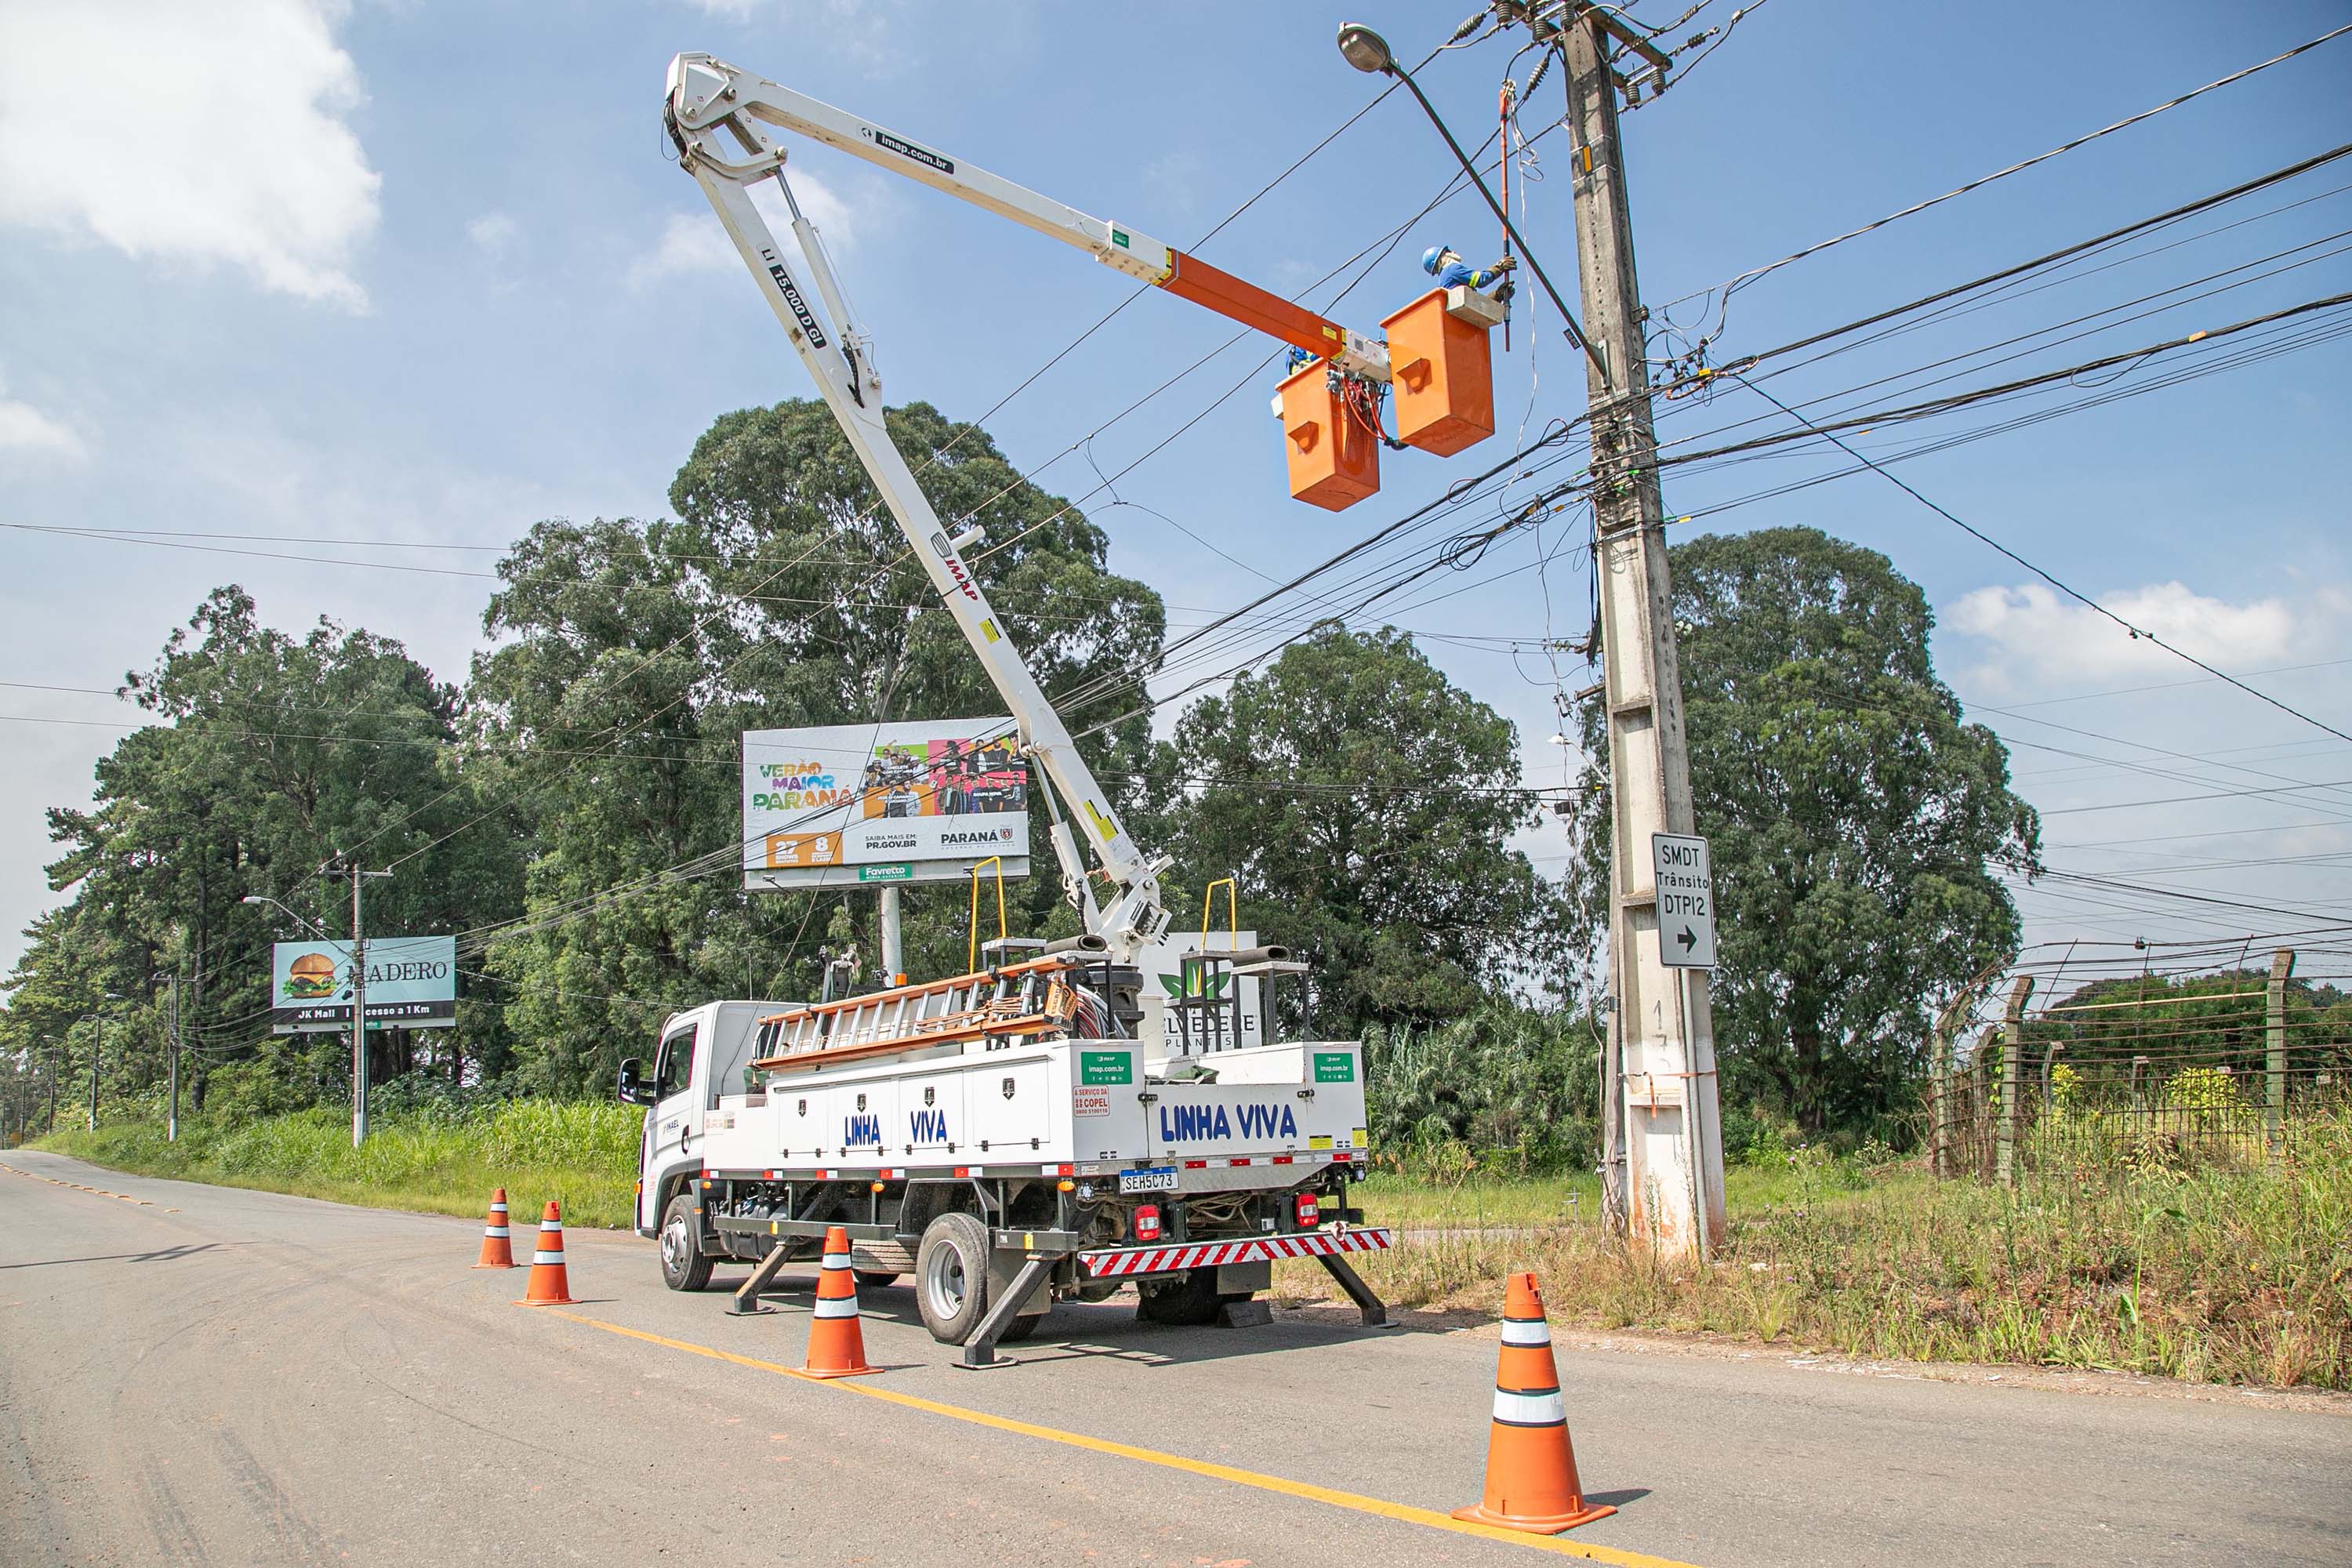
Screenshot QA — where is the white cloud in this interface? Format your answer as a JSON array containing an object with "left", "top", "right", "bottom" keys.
[
  {"left": 630, "top": 212, "right": 742, "bottom": 289},
  {"left": 1141, "top": 151, "right": 1207, "bottom": 217},
  {"left": 630, "top": 174, "right": 862, "bottom": 289},
  {"left": 0, "top": 0, "right": 381, "bottom": 309},
  {"left": 1946, "top": 580, "right": 2302, "bottom": 694},
  {"left": 0, "top": 379, "right": 86, "bottom": 463},
  {"left": 466, "top": 211, "right": 521, "bottom": 259}
]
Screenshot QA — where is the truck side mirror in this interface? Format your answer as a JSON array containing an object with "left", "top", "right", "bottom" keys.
[{"left": 616, "top": 1057, "right": 655, "bottom": 1107}]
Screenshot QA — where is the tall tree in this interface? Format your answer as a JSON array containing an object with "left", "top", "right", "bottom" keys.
[
  {"left": 1568, "top": 527, "right": 2039, "bottom": 1133},
  {"left": 1165, "top": 623, "right": 1567, "bottom": 1036},
  {"left": 28, "top": 587, "right": 519, "bottom": 1112},
  {"left": 469, "top": 399, "right": 1167, "bottom": 1093}
]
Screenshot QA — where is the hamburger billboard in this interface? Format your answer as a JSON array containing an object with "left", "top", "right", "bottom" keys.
[{"left": 270, "top": 938, "right": 457, "bottom": 1034}]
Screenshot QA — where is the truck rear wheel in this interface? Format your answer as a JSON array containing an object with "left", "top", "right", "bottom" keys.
[
  {"left": 659, "top": 1192, "right": 714, "bottom": 1292},
  {"left": 915, "top": 1211, "right": 992, "bottom": 1344},
  {"left": 1138, "top": 1269, "right": 1224, "bottom": 1327}
]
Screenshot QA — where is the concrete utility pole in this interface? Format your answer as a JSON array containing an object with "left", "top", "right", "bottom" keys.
[
  {"left": 166, "top": 971, "right": 183, "bottom": 1144},
  {"left": 1554, "top": 7, "right": 1726, "bottom": 1257},
  {"left": 327, "top": 861, "right": 392, "bottom": 1148},
  {"left": 85, "top": 1014, "right": 102, "bottom": 1131}
]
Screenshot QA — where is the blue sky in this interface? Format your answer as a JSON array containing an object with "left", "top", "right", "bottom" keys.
[{"left": 1, "top": 0, "right": 2348, "bottom": 974}]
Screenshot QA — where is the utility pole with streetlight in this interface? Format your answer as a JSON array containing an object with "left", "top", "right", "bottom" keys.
[
  {"left": 1338, "top": 9, "right": 1725, "bottom": 1259},
  {"left": 82, "top": 993, "right": 125, "bottom": 1131},
  {"left": 324, "top": 861, "right": 391, "bottom": 1148},
  {"left": 161, "top": 969, "right": 183, "bottom": 1142}
]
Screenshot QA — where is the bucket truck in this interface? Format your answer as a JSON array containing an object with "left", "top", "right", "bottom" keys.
[{"left": 615, "top": 53, "right": 1399, "bottom": 1367}]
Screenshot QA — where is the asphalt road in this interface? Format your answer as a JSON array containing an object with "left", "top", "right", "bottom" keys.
[{"left": 2, "top": 1149, "right": 2346, "bottom": 1568}]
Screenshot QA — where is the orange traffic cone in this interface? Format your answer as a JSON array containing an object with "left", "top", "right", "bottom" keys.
[
  {"left": 1453, "top": 1272, "right": 1614, "bottom": 1535},
  {"left": 800, "top": 1224, "right": 878, "bottom": 1378},
  {"left": 517, "top": 1200, "right": 577, "bottom": 1306},
  {"left": 473, "top": 1187, "right": 516, "bottom": 1269}
]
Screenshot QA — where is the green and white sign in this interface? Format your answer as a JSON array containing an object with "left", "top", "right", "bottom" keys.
[
  {"left": 1079, "top": 1050, "right": 1134, "bottom": 1086},
  {"left": 856, "top": 863, "right": 915, "bottom": 883},
  {"left": 270, "top": 937, "right": 457, "bottom": 1034},
  {"left": 1312, "top": 1051, "right": 1356, "bottom": 1084}
]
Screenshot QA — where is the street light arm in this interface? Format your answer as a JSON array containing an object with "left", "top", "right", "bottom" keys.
[
  {"left": 1382, "top": 61, "right": 1611, "bottom": 384},
  {"left": 241, "top": 894, "right": 332, "bottom": 942}
]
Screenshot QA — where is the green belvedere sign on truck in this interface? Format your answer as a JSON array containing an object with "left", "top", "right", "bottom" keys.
[{"left": 1312, "top": 1051, "right": 1356, "bottom": 1083}]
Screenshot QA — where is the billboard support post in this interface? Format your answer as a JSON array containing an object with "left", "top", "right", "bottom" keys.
[
  {"left": 879, "top": 884, "right": 904, "bottom": 983},
  {"left": 324, "top": 861, "right": 392, "bottom": 1149}
]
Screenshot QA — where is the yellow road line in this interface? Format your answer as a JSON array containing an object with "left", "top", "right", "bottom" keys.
[{"left": 545, "top": 1308, "right": 1703, "bottom": 1567}]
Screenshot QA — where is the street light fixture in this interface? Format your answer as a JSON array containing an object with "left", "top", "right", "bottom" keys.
[
  {"left": 242, "top": 892, "right": 330, "bottom": 939},
  {"left": 1335, "top": 21, "right": 1395, "bottom": 74},
  {"left": 1332, "top": 20, "right": 1608, "bottom": 382}
]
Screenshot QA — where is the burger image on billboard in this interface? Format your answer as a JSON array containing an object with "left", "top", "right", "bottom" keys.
[{"left": 283, "top": 951, "right": 339, "bottom": 1000}]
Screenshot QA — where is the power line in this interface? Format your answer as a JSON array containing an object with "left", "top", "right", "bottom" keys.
[
  {"left": 1674, "top": 22, "right": 2352, "bottom": 336},
  {"left": 1722, "top": 362, "right": 2352, "bottom": 750}
]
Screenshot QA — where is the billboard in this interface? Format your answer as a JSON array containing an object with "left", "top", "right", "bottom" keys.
[
  {"left": 743, "top": 718, "right": 1031, "bottom": 890},
  {"left": 270, "top": 937, "right": 458, "bottom": 1034}
]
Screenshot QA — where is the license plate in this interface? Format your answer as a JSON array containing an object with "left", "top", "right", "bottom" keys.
[{"left": 1117, "top": 1166, "right": 1178, "bottom": 1194}]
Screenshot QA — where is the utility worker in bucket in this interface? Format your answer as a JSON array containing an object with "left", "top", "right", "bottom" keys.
[{"left": 1421, "top": 243, "right": 1515, "bottom": 296}]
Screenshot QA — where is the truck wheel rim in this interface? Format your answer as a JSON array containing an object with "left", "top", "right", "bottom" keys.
[
  {"left": 924, "top": 1245, "right": 967, "bottom": 1320},
  {"left": 662, "top": 1215, "right": 688, "bottom": 1276}
]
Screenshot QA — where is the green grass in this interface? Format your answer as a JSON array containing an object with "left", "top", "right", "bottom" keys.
[
  {"left": 1356, "top": 1160, "right": 1832, "bottom": 1229},
  {"left": 29, "top": 1102, "right": 644, "bottom": 1230},
  {"left": 1290, "top": 1121, "right": 2352, "bottom": 1390}
]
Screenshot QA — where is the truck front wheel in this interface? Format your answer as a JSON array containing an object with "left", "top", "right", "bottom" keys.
[{"left": 659, "top": 1192, "right": 715, "bottom": 1291}]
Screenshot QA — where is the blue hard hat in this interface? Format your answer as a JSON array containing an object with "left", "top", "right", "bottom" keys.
[{"left": 1421, "top": 244, "right": 1449, "bottom": 275}]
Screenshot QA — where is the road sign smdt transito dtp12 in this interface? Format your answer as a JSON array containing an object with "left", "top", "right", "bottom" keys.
[{"left": 1650, "top": 833, "right": 1716, "bottom": 968}]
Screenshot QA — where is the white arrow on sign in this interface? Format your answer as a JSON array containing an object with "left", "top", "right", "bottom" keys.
[{"left": 1650, "top": 833, "right": 1717, "bottom": 969}]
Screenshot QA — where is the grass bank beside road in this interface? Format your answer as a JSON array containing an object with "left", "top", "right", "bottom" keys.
[
  {"left": 1290, "top": 1123, "right": 2352, "bottom": 1391},
  {"left": 31, "top": 1102, "right": 642, "bottom": 1230}
]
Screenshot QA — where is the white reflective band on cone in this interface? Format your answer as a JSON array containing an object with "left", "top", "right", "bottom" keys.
[
  {"left": 1492, "top": 1387, "right": 1566, "bottom": 1426},
  {"left": 812, "top": 1295, "right": 861, "bottom": 1319},
  {"left": 489, "top": 1204, "right": 508, "bottom": 1214},
  {"left": 540, "top": 1221, "right": 563, "bottom": 1232},
  {"left": 484, "top": 1226, "right": 510, "bottom": 1237},
  {"left": 822, "top": 1252, "right": 851, "bottom": 1269},
  {"left": 532, "top": 1250, "right": 567, "bottom": 1265},
  {"left": 1500, "top": 1318, "right": 1552, "bottom": 1346}
]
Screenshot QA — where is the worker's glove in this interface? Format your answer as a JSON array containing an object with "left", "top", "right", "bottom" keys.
[{"left": 1487, "top": 254, "right": 1517, "bottom": 274}]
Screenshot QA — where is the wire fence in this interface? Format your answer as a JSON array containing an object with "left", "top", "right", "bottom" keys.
[{"left": 1927, "top": 927, "right": 2352, "bottom": 1181}]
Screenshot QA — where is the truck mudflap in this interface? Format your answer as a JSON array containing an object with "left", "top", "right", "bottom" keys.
[{"left": 1077, "top": 1226, "right": 1392, "bottom": 1278}]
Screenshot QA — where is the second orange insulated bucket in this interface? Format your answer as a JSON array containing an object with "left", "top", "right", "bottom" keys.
[
  {"left": 1380, "top": 287, "right": 1497, "bottom": 457},
  {"left": 1277, "top": 358, "right": 1381, "bottom": 511}
]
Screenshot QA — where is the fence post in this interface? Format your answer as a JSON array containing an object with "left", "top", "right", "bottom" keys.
[
  {"left": 1927, "top": 1015, "right": 1953, "bottom": 1178},
  {"left": 2267, "top": 946, "right": 2295, "bottom": 1155},
  {"left": 1973, "top": 1025, "right": 1998, "bottom": 1178},
  {"left": 1995, "top": 975, "right": 2034, "bottom": 1189}
]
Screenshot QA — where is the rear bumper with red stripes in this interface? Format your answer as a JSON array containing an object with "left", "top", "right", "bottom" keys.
[{"left": 1076, "top": 1226, "right": 1392, "bottom": 1279}]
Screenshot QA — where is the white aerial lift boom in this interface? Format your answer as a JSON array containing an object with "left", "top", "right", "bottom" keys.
[
  {"left": 633, "top": 55, "right": 1410, "bottom": 1363},
  {"left": 660, "top": 53, "right": 1436, "bottom": 960}
]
